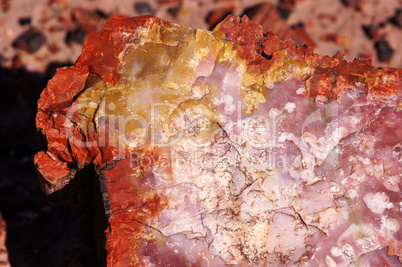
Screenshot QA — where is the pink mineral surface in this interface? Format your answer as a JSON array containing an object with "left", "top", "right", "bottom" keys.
[{"left": 35, "top": 15, "right": 402, "bottom": 266}]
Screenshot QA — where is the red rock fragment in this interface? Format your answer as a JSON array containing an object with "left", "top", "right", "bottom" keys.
[
  {"left": 0, "top": 0, "right": 10, "bottom": 12},
  {"left": 0, "top": 213, "right": 10, "bottom": 267},
  {"left": 35, "top": 15, "right": 402, "bottom": 266}
]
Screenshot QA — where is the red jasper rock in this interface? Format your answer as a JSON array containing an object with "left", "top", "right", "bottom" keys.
[
  {"left": 35, "top": 15, "right": 402, "bottom": 266},
  {"left": 0, "top": 213, "right": 10, "bottom": 267}
]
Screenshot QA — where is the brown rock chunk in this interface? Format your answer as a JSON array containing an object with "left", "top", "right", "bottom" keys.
[
  {"left": 375, "top": 39, "right": 394, "bottom": 62},
  {"left": 12, "top": 28, "right": 46, "bottom": 53}
]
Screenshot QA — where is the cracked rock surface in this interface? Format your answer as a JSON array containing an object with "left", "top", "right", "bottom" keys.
[{"left": 35, "top": 15, "right": 402, "bottom": 266}]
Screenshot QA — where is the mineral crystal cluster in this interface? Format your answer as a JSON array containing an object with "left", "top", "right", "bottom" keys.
[{"left": 35, "top": 15, "right": 402, "bottom": 266}]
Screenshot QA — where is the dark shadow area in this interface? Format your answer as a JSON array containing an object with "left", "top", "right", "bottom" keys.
[
  {"left": 48, "top": 164, "right": 107, "bottom": 267},
  {"left": 0, "top": 62, "right": 105, "bottom": 266}
]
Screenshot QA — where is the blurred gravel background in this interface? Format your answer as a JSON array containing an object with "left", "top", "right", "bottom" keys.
[{"left": 0, "top": 0, "right": 401, "bottom": 266}]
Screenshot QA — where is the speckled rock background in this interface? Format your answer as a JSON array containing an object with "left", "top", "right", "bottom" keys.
[{"left": 0, "top": 0, "right": 401, "bottom": 266}]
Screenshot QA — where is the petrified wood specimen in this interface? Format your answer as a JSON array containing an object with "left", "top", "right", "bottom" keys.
[{"left": 35, "top": 15, "right": 402, "bottom": 266}]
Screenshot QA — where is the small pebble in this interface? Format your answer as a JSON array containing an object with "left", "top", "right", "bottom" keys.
[
  {"left": 389, "top": 9, "right": 402, "bottom": 28},
  {"left": 65, "top": 26, "right": 87, "bottom": 45},
  {"left": 18, "top": 17, "right": 31, "bottom": 26},
  {"left": 375, "top": 39, "right": 394, "bottom": 62},
  {"left": 276, "top": 6, "right": 291, "bottom": 20},
  {"left": 361, "top": 24, "right": 381, "bottom": 40},
  {"left": 340, "top": 0, "right": 361, "bottom": 9},
  {"left": 12, "top": 29, "right": 46, "bottom": 53},
  {"left": 134, "top": 2, "right": 154, "bottom": 15},
  {"left": 243, "top": 4, "right": 263, "bottom": 19},
  {"left": 168, "top": 6, "right": 181, "bottom": 18}
]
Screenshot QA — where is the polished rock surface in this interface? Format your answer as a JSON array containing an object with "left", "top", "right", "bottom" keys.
[{"left": 35, "top": 15, "right": 402, "bottom": 266}]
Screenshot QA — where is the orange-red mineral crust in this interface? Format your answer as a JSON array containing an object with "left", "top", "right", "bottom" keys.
[
  {"left": 35, "top": 15, "right": 402, "bottom": 266},
  {"left": 0, "top": 213, "right": 10, "bottom": 267}
]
